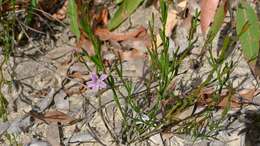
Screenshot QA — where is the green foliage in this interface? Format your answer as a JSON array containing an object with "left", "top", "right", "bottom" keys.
[
  {"left": 207, "top": 2, "right": 226, "bottom": 42},
  {"left": 236, "top": 1, "right": 260, "bottom": 60},
  {"left": 26, "top": 0, "right": 38, "bottom": 24},
  {"left": 68, "top": 0, "right": 80, "bottom": 40},
  {"left": 0, "top": 1, "right": 15, "bottom": 121},
  {"left": 108, "top": 0, "right": 144, "bottom": 30}
]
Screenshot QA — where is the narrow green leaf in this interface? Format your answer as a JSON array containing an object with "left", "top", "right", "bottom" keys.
[
  {"left": 207, "top": 3, "right": 225, "bottom": 42},
  {"left": 115, "top": 0, "right": 123, "bottom": 4},
  {"left": 108, "top": 0, "right": 144, "bottom": 30},
  {"left": 236, "top": 2, "right": 260, "bottom": 60},
  {"left": 26, "top": 0, "right": 37, "bottom": 24},
  {"left": 68, "top": 0, "right": 80, "bottom": 40}
]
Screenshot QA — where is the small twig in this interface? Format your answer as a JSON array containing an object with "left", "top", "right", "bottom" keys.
[
  {"left": 32, "top": 8, "right": 66, "bottom": 26},
  {"left": 17, "top": 19, "right": 46, "bottom": 35}
]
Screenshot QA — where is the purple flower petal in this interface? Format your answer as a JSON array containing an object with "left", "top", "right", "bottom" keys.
[
  {"left": 87, "top": 81, "right": 96, "bottom": 88},
  {"left": 98, "top": 80, "right": 107, "bottom": 89},
  {"left": 99, "top": 74, "right": 108, "bottom": 81},
  {"left": 89, "top": 85, "right": 99, "bottom": 91},
  {"left": 87, "top": 72, "right": 108, "bottom": 91},
  {"left": 90, "top": 72, "right": 98, "bottom": 81}
]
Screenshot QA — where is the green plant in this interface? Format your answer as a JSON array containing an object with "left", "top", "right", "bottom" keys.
[
  {"left": 67, "top": 0, "right": 255, "bottom": 145},
  {"left": 0, "top": 0, "right": 16, "bottom": 121}
]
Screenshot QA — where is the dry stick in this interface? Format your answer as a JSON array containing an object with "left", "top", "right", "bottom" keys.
[
  {"left": 32, "top": 8, "right": 66, "bottom": 26},
  {"left": 87, "top": 123, "right": 106, "bottom": 146},
  {"left": 98, "top": 94, "right": 120, "bottom": 145},
  {"left": 17, "top": 18, "right": 46, "bottom": 35},
  {"left": 16, "top": 18, "right": 31, "bottom": 42}
]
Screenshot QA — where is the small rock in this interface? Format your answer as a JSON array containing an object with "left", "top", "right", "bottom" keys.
[
  {"left": 26, "top": 139, "right": 51, "bottom": 146},
  {"left": 0, "top": 122, "right": 10, "bottom": 136},
  {"left": 65, "top": 132, "right": 94, "bottom": 144},
  {"left": 7, "top": 116, "right": 33, "bottom": 134},
  {"left": 54, "top": 90, "right": 69, "bottom": 112},
  {"left": 149, "top": 134, "right": 164, "bottom": 146},
  {"left": 34, "top": 88, "right": 55, "bottom": 112},
  {"left": 46, "top": 124, "right": 60, "bottom": 146}
]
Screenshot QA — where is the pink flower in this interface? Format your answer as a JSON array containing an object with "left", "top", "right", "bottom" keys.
[{"left": 87, "top": 72, "right": 108, "bottom": 91}]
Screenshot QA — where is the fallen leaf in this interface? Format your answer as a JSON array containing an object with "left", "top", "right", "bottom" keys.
[
  {"left": 39, "top": 0, "right": 66, "bottom": 14},
  {"left": 236, "top": 1, "right": 260, "bottom": 60},
  {"left": 93, "top": 8, "right": 109, "bottom": 26},
  {"left": 217, "top": 96, "right": 240, "bottom": 108},
  {"left": 239, "top": 88, "right": 260, "bottom": 100},
  {"left": 200, "top": 0, "right": 219, "bottom": 34},
  {"left": 94, "top": 26, "right": 146, "bottom": 41},
  {"left": 42, "top": 110, "right": 75, "bottom": 124},
  {"left": 198, "top": 87, "right": 259, "bottom": 108},
  {"left": 52, "top": 0, "right": 68, "bottom": 20},
  {"left": 120, "top": 48, "right": 145, "bottom": 61},
  {"left": 76, "top": 34, "right": 95, "bottom": 56}
]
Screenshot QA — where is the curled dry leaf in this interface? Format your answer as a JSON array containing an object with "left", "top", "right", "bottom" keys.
[
  {"left": 77, "top": 26, "right": 148, "bottom": 59},
  {"left": 94, "top": 26, "right": 146, "bottom": 41},
  {"left": 93, "top": 8, "right": 109, "bottom": 26},
  {"left": 200, "top": 0, "right": 220, "bottom": 34},
  {"left": 52, "top": 0, "right": 68, "bottom": 20},
  {"left": 239, "top": 88, "right": 260, "bottom": 101},
  {"left": 120, "top": 48, "right": 146, "bottom": 61},
  {"left": 38, "top": 0, "right": 67, "bottom": 14},
  {"left": 198, "top": 87, "right": 260, "bottom": 108},
  {"left": 30, "top": 110, "right": 75, "bottom": 125},
  {"left": 43, "top": 110, "right": 75, "bottom": 124},
  {"left": 76, "top": 34, "right": 95, "bottom": 56}
]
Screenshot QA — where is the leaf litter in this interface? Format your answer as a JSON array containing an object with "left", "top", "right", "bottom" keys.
[{"left": 0, "top": 0, "right": 260, "bottom": 145}]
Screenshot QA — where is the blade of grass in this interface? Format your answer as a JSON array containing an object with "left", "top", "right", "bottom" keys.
[
  {"left": 108, "top": 0, "right": 144, "bottom": 30},
  {"left": 68, "top": 0, "right": 80, "bottom": 40}
]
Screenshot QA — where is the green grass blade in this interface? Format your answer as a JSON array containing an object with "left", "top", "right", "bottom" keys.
[
  {"left": 236, "top": 2, "right": 260, "bottom": 60},
  {"left": 108, "top": 0, "right": 144, "bottom": 30},
  {"left": 68, "top": 0, "right": 80, "bottom": 40},
  {"left": 26, "top": 0, "right": 37, "bottom": 24}
]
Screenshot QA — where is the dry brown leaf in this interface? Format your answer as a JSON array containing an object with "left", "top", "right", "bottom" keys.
[
  {"left": 200, "top": 0, "right": 220, "bottom": 34},
  {"left": 68, "top": 71, "right": 85, "bottom": 80},
  {"left": 120, "top": 48, "right": 146, "bottom": 61},
  {"left": 76, "top": 34, "right": 95, "bottom": 56},
  {"left": 198, "top": 88, "right": 259, "bottom": 108},
  {"left": 42, "top": 110, "right": 75, "bottom": 124},
  {"left": 38, "top": 0, "right": 67, "bottom": 14},
  {"left": 94, "top": 26, "right": 146, "bottom": 41},
  {"left": 239, "top": 88, "right": 260, "bottom": 101},
  {"left": 52, "top": 0, "right": 68, "bottom": 20},
  {"left": 93, "top": 8, "right": 109, "bottom": 26}
]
